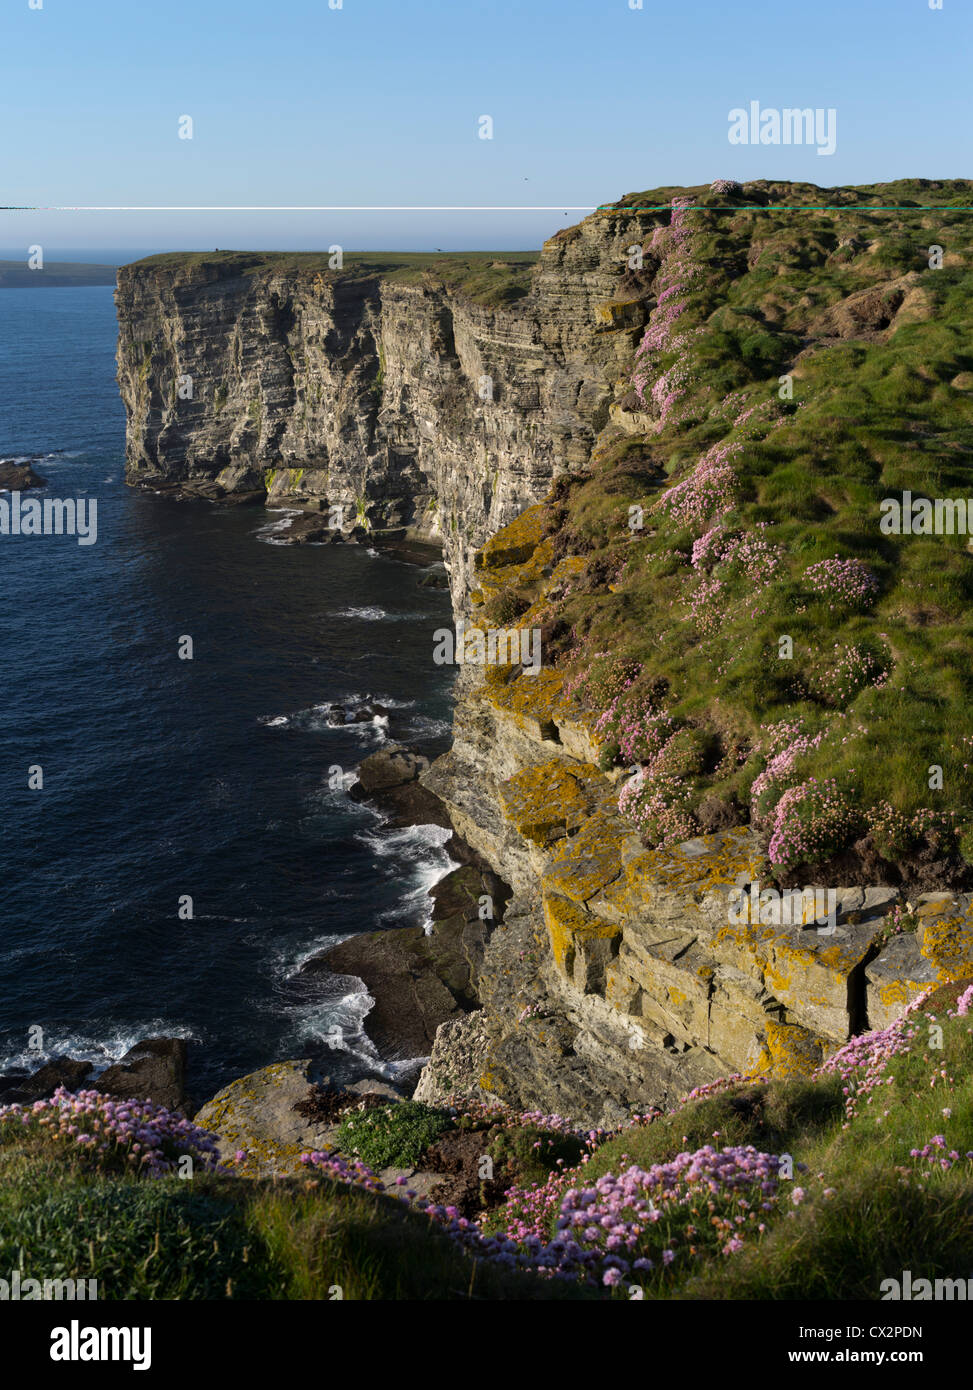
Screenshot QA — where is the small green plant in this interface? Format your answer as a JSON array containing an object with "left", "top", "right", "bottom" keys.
[{"left": 336, "top": 1101, "right": 454, "bottom": 1169}]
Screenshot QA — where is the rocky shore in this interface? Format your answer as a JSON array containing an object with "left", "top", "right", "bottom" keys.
[{"left": 0, "top": 1038, "right": 188, "bottom": 1112}]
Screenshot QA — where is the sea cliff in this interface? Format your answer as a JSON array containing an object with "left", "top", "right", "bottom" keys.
[{"left": 115, "top": 179, "right": 973, "bottom": 1124}]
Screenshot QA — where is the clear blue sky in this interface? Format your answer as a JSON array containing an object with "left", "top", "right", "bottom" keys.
[{"left": 1, "top": 0, "right": 968, "bottom": 259}]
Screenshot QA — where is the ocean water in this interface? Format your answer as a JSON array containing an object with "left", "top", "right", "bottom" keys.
[{"left": 0, "top": 286, "right": 456, "bottom": 1099}]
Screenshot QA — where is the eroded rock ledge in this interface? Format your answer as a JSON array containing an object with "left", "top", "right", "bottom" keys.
[{"left": 414, "top": 509, "right": 973, "bottom": 1126}]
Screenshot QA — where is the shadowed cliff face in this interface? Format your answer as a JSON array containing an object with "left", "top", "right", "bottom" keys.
[{"left": 115, "top": 220, "right": 653, "bottom": 607}]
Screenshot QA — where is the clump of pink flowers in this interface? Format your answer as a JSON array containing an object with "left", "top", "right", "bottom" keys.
[
  {"left": 908, "top": 1134, "right": 973, "bottom": 1174},
  {"left": 302, "top": 1140, "right": 785, "bottom": 1290},
  {"left": 655, "top": 441, "right": 742, "bottom": 529},
  {"left": 299, "top": 1150, "right": 386, "bottom": 1192},
  {"left": 817, "top": 642, "right": 890, "bottom": 703},
  {"left": 803, "top": 555, "right": 880, "bottom": 610},
  {"left": 817, "top": 1014, "right": 920, "bottom": 1121},
  {"left": 630, "top": 196, "right": 700, "bottom": 421},
  {"left": 766, "top": 776, "right": 866, "bottom": 868},
  {"left": 619, "top": 768, "right": 698, "bottom": 845},
  {"left": 0, "top": 1087, "right": 223, "bottom": 1177},
  {"left": 597, "top": 694, "right": 674, "bottom": 765},
  {"left": 750, "top": 720, "right": 828, "bottom": 824}
]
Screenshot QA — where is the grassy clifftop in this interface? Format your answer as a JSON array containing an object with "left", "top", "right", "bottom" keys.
[
  {"left": 520, "top": 178, "right": 973, "bottom": 888},
  {"left": 123, "top": 249, "right": 539, "bottom": 308}
]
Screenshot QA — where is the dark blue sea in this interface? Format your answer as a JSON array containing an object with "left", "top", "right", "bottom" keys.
[{"left": 0, "top": 285, "right": 456, "bottom": 1100}]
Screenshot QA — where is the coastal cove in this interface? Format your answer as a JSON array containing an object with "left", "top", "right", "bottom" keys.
[{"left": 0, "top": 285, "right": 458, "bottom": 1101}]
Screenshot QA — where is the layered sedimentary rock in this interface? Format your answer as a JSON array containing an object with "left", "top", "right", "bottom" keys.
[
  {"left": 414, "top": 510, "right": 973, "bottom": 1124},
  {"left": 115, "top": 216, "right": 653, "bottom": 605}
]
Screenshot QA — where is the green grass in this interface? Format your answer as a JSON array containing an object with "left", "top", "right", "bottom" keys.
[
  {"left": 0, "top": 1132, "right": 585, "bottom": 1300},
  {"left": 336, "top": 1100, "right": 453, "bottom": 1169},
  {"left": 536, "top": 180, "right": 973, "bottom": 877}
]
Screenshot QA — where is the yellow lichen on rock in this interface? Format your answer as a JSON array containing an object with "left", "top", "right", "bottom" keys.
[
  {"left": 542, "top": 811, "right": 625, "bottom": 906},
  {"left": 498, "top": 760, "right": 597, "bottom": 848},
  {"left": 475, "top": 504, "right": 549, "bottom": 572},
  {"left": 916, "top": 898, "right": 973, "bottom": 982},
  {"left": 543, "top": 893, "right": 621, "bottom": 991},
  {"left": 476, "top": 537, "right": 555, "bottom": 601},
  {"left": 482, "top": 666, "right": 566, "bottom": 740},
  {"left": 634, "top": 829, "right": 765, "bottom": 899},
  {"left": 756, "top": 1018, "right": 826, "bottom": 1079}
]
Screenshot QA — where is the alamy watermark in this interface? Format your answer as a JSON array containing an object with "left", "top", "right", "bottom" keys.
[
  {"left": 50, "top": 1320, "right": 150, "bottom": 1371},
  {"left": 433, "top": 618, "right": 541, "bottom": 674},
  {"left": 880, "top": 491, "right": 972, "bottom": 535},
  {"left": 0, "top": 1269, "right": 97, "bottom": 1300},
  {"left": 0, "top": 492, "right": 97, "bottom": 545},
  {"left": 728, "top": 102, "right": 837, "bottom": 156},
  {"left": 728, "top": 881, "right": 837, "bottom": 934},
  {"left": 881, "top": 1269, "right": 973, "bottom": 1300}
]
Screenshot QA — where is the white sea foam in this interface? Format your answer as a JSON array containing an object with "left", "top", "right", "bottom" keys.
[
  {"left": 334, "top": 605, "right": 387, "bottom": 620},
  {"left": 401, "top": 714, "right": 452, "bottom": 740},
  {"left": 259, "top": 693, "right": 409, "bottom": 738},
  {"left": 0, "top": 1021, "right": 196, "bottom": 1081},
  {"left": 254, "top": 509, "right": 301, "bottom": 545},
  {"left": 359, "top": 823, "right": 457, "bottom": 933}
]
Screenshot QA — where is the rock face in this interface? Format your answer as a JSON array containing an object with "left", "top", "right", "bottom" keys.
[
  {"left": 116, "top": 193, "right": 973, "bottom": 1128},
  {"left": 115, "top": 217, "right": 654, "bottom": 606},
  {"left": 414, "top": 511, "right": 973, "bottom": 1125}
]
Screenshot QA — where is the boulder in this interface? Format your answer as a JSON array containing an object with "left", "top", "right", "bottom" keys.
[
  {"left": 95, "top": 1037, "right": 188, "bottom": 1112},
  {"left": 194, "top": 1059, "right": 336, "bottom": 1175},
  {"left": 302, "top": 929, "right": 467, "bottom": 1059},
  {"left": 349, "top": 745, "right": 452, "bottom": 829},
  {"left": 355, "top": 747, "right": 429, "bottom": 794},
  {"left": 0, "top": 1055, "right": 93, "bottom": 1105}
]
